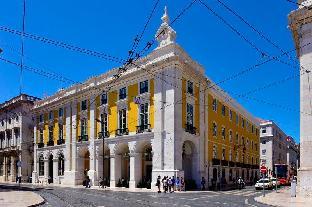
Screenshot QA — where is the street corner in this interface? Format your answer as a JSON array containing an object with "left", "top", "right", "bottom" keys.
[{"left": 0, "top": 188, "right": 45, "bottom": 207}]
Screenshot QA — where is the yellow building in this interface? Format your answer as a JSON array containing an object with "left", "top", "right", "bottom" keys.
[{"left": 31, "top": 7, "right": 259, "bottom": 190}]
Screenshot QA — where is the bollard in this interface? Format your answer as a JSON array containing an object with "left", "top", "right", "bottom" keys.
[{"left": 291, "top": 180, "right": 296, "bottom": 197}]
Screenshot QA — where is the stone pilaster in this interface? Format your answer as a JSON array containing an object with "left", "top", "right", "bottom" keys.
[
  {"left": 32, "top": 125, "right": 38, "bottom": 184},
  {"left": 129, "top": 152, "right": 142, "bottom": 189},
  {"left": 88, "top": 95, "right": 97, "bottom": 186}
]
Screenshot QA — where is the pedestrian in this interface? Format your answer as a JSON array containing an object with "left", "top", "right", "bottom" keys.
[
  {"left": 168, "top": 177, "right": 172, "bottom": 193},
  {"left": 162, "top": 176, "right": 166, "bottom": 192},
  {"left": 181, "top": 177, "right": 185, "bottom": 191},
  {"left": 176, "top": 177, "right": 180, "bottom": 191},
  {"left": 171, "top": 176, "right": 175, "bottom": 192},
  {"left": 201, "top": 177, "right": 206, "bottom": 190},
  {"left": 85, "top": 176, "right": 91, "bottom": 188},
  {"left": 156, "top": 175, "right": 161, "bottom": 193}
]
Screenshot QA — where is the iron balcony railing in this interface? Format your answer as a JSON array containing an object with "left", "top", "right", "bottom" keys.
[
  {"left": 185, "top": 123, "right": 196, "bottom": 135},
  {"left": 98, "top": 131, "right": 110, "bottom": 139},
  {"left": 115, "top": 128, "right": 129, "bottom": 136},
  {"left": 38, "top": 143, "right": 44, "bottom": 148},
  {"left": 136, "top": 124, "right": 151, "bottom": 134},
  {"left": 78, "top": 135, "right": 88, "bottom": 142},
  {"left": 57, "top": 139, "right": 65, "bottom": 145},
  {"left": 47, "top": 140, "right": 54, "bottom": 146}
]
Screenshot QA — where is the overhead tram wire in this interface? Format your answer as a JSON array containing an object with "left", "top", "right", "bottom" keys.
[
  {"left": 0, "top": 26, "right": 125, "bottom": 64},
  {"left": 216, "top": 0, "right": 298, "bottom": 65},
  {"left": 127, "top": 0, "right": 161, "bottom": 61}
]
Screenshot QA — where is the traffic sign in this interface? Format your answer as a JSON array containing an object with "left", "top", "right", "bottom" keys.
[{"left": 260, "top": 165, "right": 267, "bottom": 174}]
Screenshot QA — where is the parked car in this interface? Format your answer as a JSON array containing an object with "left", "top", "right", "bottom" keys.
[
  {"left": 270, "top": 177, "right": 280, "bottom": 187},
  {"left": 255, "top": 179, "right": 273, "bottom": 190}
]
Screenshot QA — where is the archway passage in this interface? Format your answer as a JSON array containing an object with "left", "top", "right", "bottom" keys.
[
  {"left": 141, "top": 146, "right": 152, "bottom": 189},
  {"left": 182, "top": 141, "right": 196, "bottom": 190},
  {"left": 84, "top": 151, "right": 90, "bottom": 177},
  {"left": 48, "top": 155, "right": 53, "bottom": 183}
]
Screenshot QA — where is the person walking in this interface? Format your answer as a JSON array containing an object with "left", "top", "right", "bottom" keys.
[
  {"left": 176, "top": 177, "right": 180, "bottom": 191},
  {"left": 156, "top": 175, "right": 161, "bottom": 193},
  {"left": 171, "top": 176, "right": 175, "bottom": 192},
  {"left": 162, "top": 176, "right": 167, "bottom": 193},
  {"left": 85, "top": 176, "right": 91, "bottom": 188},
  {"left": 181, "top": 177, "right": 185, "bottom": 191},
  {"left": 201, "top": 177, "right": 206, "bottom": 190},
  {"left": 168, "top": 177, "right": 172, "bottom": 193}
]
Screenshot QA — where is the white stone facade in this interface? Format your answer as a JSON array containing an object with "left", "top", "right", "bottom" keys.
[
  {"left": 0, "top": 94, "right": 39, "bottom": 182},
  {"left": 289, "top": 1, "right": 312, "bottom": 196}
]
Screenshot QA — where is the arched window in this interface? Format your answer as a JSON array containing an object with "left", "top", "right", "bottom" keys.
[
  {"left": 39, "top": 155, "right": 44, "bottom": 176},
  {"left": 58, "top": 154, "right": 65, "bottom": 176}
]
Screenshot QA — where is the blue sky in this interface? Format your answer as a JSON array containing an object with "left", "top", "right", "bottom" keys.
[{"left": 0, "top": 0, "right": 300, "bottom": 141}]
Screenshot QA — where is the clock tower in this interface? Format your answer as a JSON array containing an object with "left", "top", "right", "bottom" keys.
[{"left": 289, "top": 0, "right": 312, "bottom": 197}]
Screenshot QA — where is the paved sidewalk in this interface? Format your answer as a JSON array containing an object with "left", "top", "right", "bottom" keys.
[
  {"left": 0, "top": 188, "right": 44, "bottom": 207},
  {"left": 255, "top": 187, "right": 312, "bottom": 207}
]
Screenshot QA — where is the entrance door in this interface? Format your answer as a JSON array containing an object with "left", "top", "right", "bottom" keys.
[
  {"left": 145, "top": 165, "right": 152, "bottom": 182},
  {"left": 49, "top": 155, "right": 53, "bottom": 183}
]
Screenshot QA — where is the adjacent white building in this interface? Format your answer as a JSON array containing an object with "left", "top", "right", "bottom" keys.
[
  {"left": 0, "top": 94, "right": 40, "bottom": 182},
  {"left": 260, "top": 120, "right": 298, "bottom": 176}
]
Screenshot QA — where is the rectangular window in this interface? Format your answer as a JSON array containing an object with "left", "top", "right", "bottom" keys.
[
  {"left": 101, "top": 113, "right": 108, "bottom": 133},
  {"left": 262, "top": 149, "right": 266, "bottom": 155},
  {"left": 236, "top": 133, "right": 239, "bottom": 144},
  {"left": 140, "top": 80, "right": 149, "bottom": 94},
  {"left": 39, "top": 114, "right": 43, "bottom": 123},
  {"left": 252, "top": 125, "right": 254, "bottom": 133},
  {"left": 81, "top": 100, "right": 87, "bottom": 111},
  {"left": 229, "top": 150, "right": 232, "bottom": 161},
  {"left": 39, "top": 156, "right": 44, "bottom": 176},
  {"left": 221, "top": 127, "right": 226, "bottom": 139},
  {"left": 213, "top": 145, "right": 217, "bottom": 159},
  {"left": 229, "top": 110, "right": 233, "bottom": 121},
  {"left": 119, "top": 87, "right": 127, "bottom": 100},
  {"left": 48, "top": 126, "right": 53, "bottom": 141},
  {"left": 81, "top": 119, "right": 87, "bottom": 136},
  {"left": 261, "top": 128, "right": 266, "bottom": 133},
  {"left": 222, "top": 148, "right": 225, "bottom": 160},
  {"left": 59, "top": 108, "right": 64, "bottom": 117},
  {"left": 229, "top": 130, "right": 232, "bottom": 142},
  {"left": 139, "top": 103, "right": 149, "bottom": 126},
  {"left": 101, "top": 93, "right": 108, "bottom": 105},
  {"left": 39, "top": 129, "right": 44, "bottom": 143},
  {"left": 59, "top": 124, "right": 63, "bottom": 140},
  {"left": 221, "top": 105, "right": 226, "bottom": 116},
  {"left": 212, "top": 98, "right": 217, "bottom": 112},
  {"left": 187, "top": 80, "right": 193, "bottom": 95},
  {"left": 119, "top": 109, "right": 127, "bottom": 129},
  {"left": 49, "top": 111, "right": 53, "bottom": 120},
  {"left": 186, "top": 103, "right": 194, "bottom": 126},
  {"left": 241, "top": 118, "right": 245, "bottom": 128},
  {"left": 213, "top": 123, "right": 217, "bottom": 136}
]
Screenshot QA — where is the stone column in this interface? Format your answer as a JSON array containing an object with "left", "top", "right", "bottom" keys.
[
  {"left": 3, "top": 157, "right": 6, "bottom": 181},
  {"left": 109, "top": 143, "right": 121, "bottom": 187},
  {"left": 32, "top": 125, "right": 38, "bottom": 184},
  {"left": 53, "top": 158, "right": 58, "bottom": 184},
  {"left": 88, "top": 95, "right": 97, "bottom": 186},
  {"left": 10, "top": 156, "right": 15, "bottom": 182},
  {"left": 129, "top": 152, "right": 142, "bottom": 189},
  {"left": 44, "top": 158, "right": 49, "bottom": 184}
]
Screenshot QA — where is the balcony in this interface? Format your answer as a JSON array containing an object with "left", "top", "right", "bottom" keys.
[
  {"left": 115, "top": 128, "right": 129, "bottom": 136},
  {"left": 221, "top": 160, "right": 229, "bottom": 166},
  {"left": 136, "top": 124, "right": 151, "bottom": 134},
  {"left": 38, "top": 143, "right": 44, "bottom": 148},
  {"left": 185, "top": 124, "right": 196, "bottom": 135},
  {"left": 57, "top": 139, "right": 65, "bottom": 145},
  {"left": 212, "top": 158, "right": 220, "bottom": 166},
  {"left": 236, "top": 162, "right": 242, "bottom": 168},
  {"left": 98, "top": 131, "right": 110, "bottom": 139},
  {"left": 229, "top": 161, "right": 235, "bottom": 167},
  {"left": 78, "top": 135, "right": 88, "bottom": 142},
  {"left": 47, "top": 140, "right": 54, "bottom": 147}
]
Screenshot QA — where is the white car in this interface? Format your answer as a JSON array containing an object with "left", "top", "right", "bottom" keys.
[
  {"left": 255, "top": 179, "right": 273, "bottom": 190},
  {"left": 270, "top": 177, "right": 280, "bottom": 187}
]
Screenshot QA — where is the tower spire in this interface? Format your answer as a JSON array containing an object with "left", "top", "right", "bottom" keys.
[{"left": 155, "top": 6, "right": 176, "bottom": 48}]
